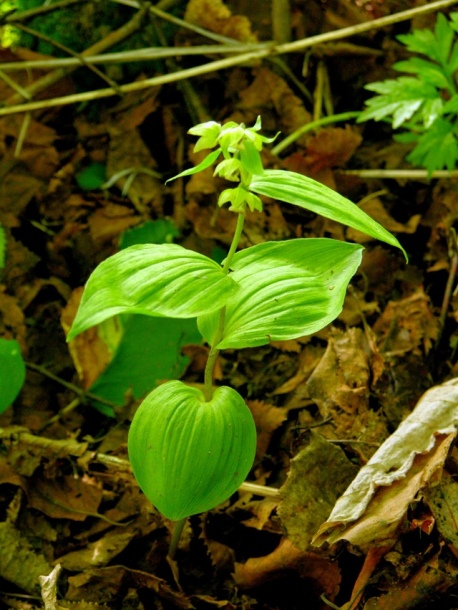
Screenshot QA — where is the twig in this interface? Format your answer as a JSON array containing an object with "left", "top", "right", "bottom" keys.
[
  {"left": 4, "top": 4, "right": 149, "bottom": 107},
  {"left": 0, "top": 425, "right": 281, "bottom": 498},
  {"left": 435, "top": 229, "right": 458, "bottom": 348},
  {"left": 2, "top": 0, "right": 453, "bottom": 117},
  {"left": 1, "top": 0, "right": 90, "bottom": 25},
  {"left": 340, "top": 169, "right": 458, "bottom": 179},
  {"left": 272, "top": 111, "right": 360, "bottom": 155},
  {"left": 0, "top": 43, "right": 270, "bottom": 71},
  {"left": 13, "top": 21, "right": 121, "bottom": 90},
  {"left": 25, "top": 361, "right": 123, "bottom": 411}
]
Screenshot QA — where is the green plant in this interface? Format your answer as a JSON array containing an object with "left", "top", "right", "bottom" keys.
[
  {"left": 0, "top": 338, "right": 26, "bottom": 413},
  {"left": 67, "top": 117, "right": 405, "bottom": 528},
  {"left": 358, "top": 12, "right": 458, "bottom": 174}
]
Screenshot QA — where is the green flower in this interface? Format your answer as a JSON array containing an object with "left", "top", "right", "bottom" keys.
[
  {"left": 218, "top": 186, "right": 263, "bottom": 213},
  {"left": 188, "top": 121, "right": 222, "bottom": 152}
]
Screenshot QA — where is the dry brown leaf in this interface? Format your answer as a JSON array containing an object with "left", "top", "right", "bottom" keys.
[
  {"left": 184, "top": 0, "right": 257, "bottom": 42},
  {"left": 27, "top": 474, "right": 103, "bottom": 522},
  {"left": 88, "top": 202, "right": 140, "bottom": 246},
  {"left": 61, "top": 288, "right": 113, "bottom": 390},
  {"left": 360, "top": 549, "right": 457, "bottom": 609},
  {"left": 106, "top": 130, "right": 164, "bottom": 213},
  {"left": 237, "top": 67, "right": 311, "bottom": 140},
  {"left": 58, "top": 529, "right": 138, "bottom": 571},
  {"left": 347, "top": 198, "right": 421, "bottom": 243},
  {"left": 373, "top": 287, "right": 438, "bottom": 355},
  {"left": 304, "top": 125, "right": 362, "bottom": 173},
  {"left": 234, "top": 537, "right": 341, "bottom": 597},
  {"left": 248, "top": 400, "right": 288, "bottom": 460},
  {"left": 306, "top": 328, "right": 372, "bottom": 435},
  {"left": 313, "top": 378, "right": 458, "bottom": 548}
]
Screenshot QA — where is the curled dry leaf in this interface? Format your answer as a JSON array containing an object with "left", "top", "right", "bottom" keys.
[
  {"left": 184, "top": 0, "right": 257, "bottom": 42},
  {"left": 313, "top": 377, "right": 458, "bottom": 548},
  {"left": 373, "top": 287, "right": 438, "bottom": 355}
]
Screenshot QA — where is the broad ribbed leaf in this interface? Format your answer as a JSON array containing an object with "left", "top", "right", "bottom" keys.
[
  {"left": 68, "top": 244, "right": 237, "bottom": 340},
  {"left": 198, "top": 239, "right": 363, "bottom": 349},
  {"left": 249, "top": 170, "right": 406, "bottom": 260},
  {"left": 128, "top": 381, "right": 256, "bottom": 520}
]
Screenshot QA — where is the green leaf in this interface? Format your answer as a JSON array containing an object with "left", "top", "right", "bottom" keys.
[
  {"left": 0, "top": 338, "right": 25, "bottom": 413},
  {"left": 358, "top": 77, "right": 439, "bottom": 128},
  {"left": 75, "top": 163, "right": 106, "bottom": 191},
  {"left": 249, "top": 170, "right": 406, "bottom": 258},
  {"left": 406, "top": 118, "right": 458, "bottom": 174},
  {"left": 165, "top": 148, "right": 221, "bottom": 183},
  {"left": 119, "top": 219, "right": 179, "bottom": 249},
  {"left": 240, "top": 140, "right": 264, "bottom": 175},
  {"left": 67, "top": 244, "right": 238, "bottom": 340},
  {"left": 198, "top": 239, "right": 363, "bottom": 349},
  {"left": 128, "top": 381, "right": 256, "bottom": 520},
  {"left": 89, "top": 316, "right": 202, "bottom": 417},
  {"left": 393, "top": 58, "right": 449, "bottom": 90}
]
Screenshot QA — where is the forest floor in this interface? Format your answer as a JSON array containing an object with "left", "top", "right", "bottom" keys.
[{"left": 0, "top": 1, "right": 458, "bottom": 609}]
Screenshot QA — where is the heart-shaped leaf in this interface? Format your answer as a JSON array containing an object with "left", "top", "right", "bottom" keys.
[
  {"left": 68, "top": 244, "right": 238, "bottom": 340},
  {"left": 128, "top": 381, "right": 256, "bottom": 520},
  {"left": 198, "top": 238, "right": 363, "bottom": 349}
]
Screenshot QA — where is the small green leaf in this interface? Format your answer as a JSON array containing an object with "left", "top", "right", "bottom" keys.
[
  {"left": 119, "top": 219, "right": 179, "bottom": 249},
  {"left": 75, "top": 163, "right": 106, "bottom": 191},
  {"left": 249, "top": 170, "right": 406, "bottom": 258},
  {"left": 358, "top": 77, "right": 439, "bottom": 128},
  {"left": 0, "top": 338, "right": 25, "bottom": 413},
  {"left": 166, "top": 148, "right": 222, "bottom": 183},
  {"left": 240, "top": 140, "right": 264, "bottom": 175},
  {"left": 394, "top": 58, "right": 449, "bottom": 90},
  {"left": 68, "top": 244, "right": 238, "bottom": 340},
  {"left": 128, "top": 381, "right": 256, "bottom": 520},
  {"left": 406, "top": 118, "right": 458, "bottom": 174},
  {"left": 198, "top": 239, "right": 363, "bottom": 349}
]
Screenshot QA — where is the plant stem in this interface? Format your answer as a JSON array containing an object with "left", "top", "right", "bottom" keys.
[
  {"left": 271, "top": 111, "right": 360, "bottom": 156},
  {"left": 203, "top": 212, "right": 245, "bottom": 401},
  {"left": 168, "top": 517, "right": 187, "bottom": 558}
]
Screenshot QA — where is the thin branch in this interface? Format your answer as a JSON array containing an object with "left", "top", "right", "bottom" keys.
[
  {"left": 13, "top": 21, "right": 121, "bottom": 90},
  {"left": 4, "top": 4, "right": 149, "bottom": 106},
  {"left": 339, "top": 169, "right": 458, "bottom": 179},
  {"left": 26, "top": 361, "right": 123, "bottom": 410},
  {"left": 1, "top": 0, "right": 90, "bottom": 25},
  {"left": 0, "top": 43, "right": 270, "bottom": 71},
  {"left": 0, "top": 0, "right": 455, "bottom": 116}
]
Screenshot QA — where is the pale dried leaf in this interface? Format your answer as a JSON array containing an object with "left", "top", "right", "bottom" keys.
[{"left": 313, "top": 378, "right": 458, "bottom": 546}]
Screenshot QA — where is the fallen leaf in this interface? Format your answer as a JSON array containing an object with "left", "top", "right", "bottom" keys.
[
  {"left": 27, "top": 474, "right": 103, "bottom": 521},
  {"left": 278, "top": 430, "right": 358, "bottom": 550},
  {"left": 303, "top": 125, "right": 362, "bottom": 174},
  {"left": 313, "top": 377, "right": 458, "bottom": 547},
  {"left": 248, "top": 400, "right": 288, "bottom": 460},
  {"left": 184, "top": 0, "right": 257, "bottom": 42},
  {"left": 346, "top": 197, "right": 421, "bottom": 243},
  {"left": 306, "top": 328, "right": 373, "bottom": 435},
  {"left": 0, "top": 518, "right": 52, "bottom": 594},
  {"left": 373, "top": 287, "right": 438, "bottom": 355},
  {"left": 234, "top": 537, "right": 341, "bottom": 599},
  {"left": 424, "top": 471, "right": 458, "bottom": 553}
]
